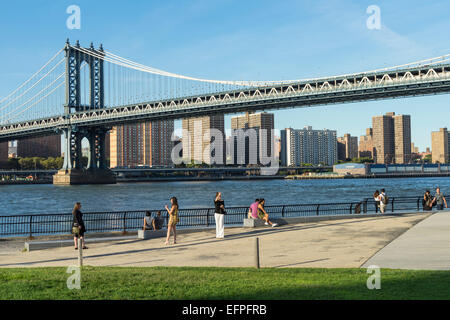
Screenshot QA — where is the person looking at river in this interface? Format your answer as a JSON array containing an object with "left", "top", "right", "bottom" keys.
[
  {"left": 373, "top": 190, "right": 380, "bottom": 213},
  {"left": 72, "top": 202, "right": 87, "bottom": 250},
  {"left": 423, "top": 190, "right": 433, "bottom": 211}
]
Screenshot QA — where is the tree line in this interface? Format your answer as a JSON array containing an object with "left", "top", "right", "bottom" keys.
[{"left": 1, "top": 157, "right": 64, "bottom": 170}]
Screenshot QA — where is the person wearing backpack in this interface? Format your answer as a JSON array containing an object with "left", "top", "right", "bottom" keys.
[{"left": 379, "top": 189, "right": 388, "bottom": 213}]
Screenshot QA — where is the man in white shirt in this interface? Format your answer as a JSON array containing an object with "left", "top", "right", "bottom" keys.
[{"left": 379, "top": 189, "right": 387, "bottom": 213}]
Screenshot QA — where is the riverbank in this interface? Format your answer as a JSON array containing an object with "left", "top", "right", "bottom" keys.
[
  {"left": 3, "top": 172, "right": 450, "bottom": 184},
  {"left": 0, "top": 180, "right": 51, "bottom": 185}
]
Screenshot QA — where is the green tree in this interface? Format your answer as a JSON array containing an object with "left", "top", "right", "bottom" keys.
[{"left": 18, "top": 158, "right": 34, "bottom": 170}]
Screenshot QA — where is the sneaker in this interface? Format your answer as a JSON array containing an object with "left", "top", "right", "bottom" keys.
[
  {"left": 272, "top": 223, "right": 278, "bottom": 227},
  {"left": 264, "top": 222, "right": 269, "bottom": 226}
]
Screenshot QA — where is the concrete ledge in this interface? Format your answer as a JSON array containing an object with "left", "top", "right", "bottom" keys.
[
  {"left": 138, "top": 229, "right": 166, "bottom": 239},
  {"left": 243, "top": 218, "right": 266, "bottom": 228},
  {"left": 24, "top": 235, "right": 136, "bottom": 251},
  {"left": 271, "top": 211, "right": 428, "bottom": 226},
  {"left": 244, "top": 219, "right": 265, "bottom": 228}
]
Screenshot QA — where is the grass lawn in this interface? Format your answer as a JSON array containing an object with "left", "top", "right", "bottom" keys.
[{"left": 0, "top": 266, "right": 450, "bottom": 300}]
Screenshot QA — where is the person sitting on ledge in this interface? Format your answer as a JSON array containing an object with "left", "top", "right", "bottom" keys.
[
  {"left": 257, "top": 199, "right": 278, "bottom": 227},
  {"left": 143, "top": 211, "right": 153, "bottom": 230},
  {"left": 248, "top": 199, "right": 260, "bottom": 219},
  {"left": 143, "top": 211, "right": 164, "bottom": 231},
  {"left": 152, "top": 211, "right": 163, "bottom": 231}
]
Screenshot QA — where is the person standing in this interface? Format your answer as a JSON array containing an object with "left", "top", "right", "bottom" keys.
[
  {"left": 432, "top": 187, "right": 447, "bottom": 210},
  {"left": 373, "top": 190, "right": 380, "bottom": 213},
  {"left": 72, "top": 202, "right": 87, "bottom": 250},
  {"left": 165, "top": 197, "right": 179, "bottom": 245},
  {"left": 379, "top": 189, "right": 387, "bottom": 214},
  {"left": 422, "top": 190, "right": 433, "bottom": 211},
  {"left": 214, "top": 192, "right": 226, "bottom": 239}
]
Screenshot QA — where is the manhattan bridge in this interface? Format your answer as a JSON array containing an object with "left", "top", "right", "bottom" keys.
[{"left": 1, "top": 40, "right": 450, "bottom": 184}]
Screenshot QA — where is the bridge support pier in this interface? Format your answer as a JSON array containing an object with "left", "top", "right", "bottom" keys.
[
  {"left": 53, "top": 168, "right": 116, "bottom": 185},
  {"left": 53, "top": 126, "right": 116, "bottom": 185}
]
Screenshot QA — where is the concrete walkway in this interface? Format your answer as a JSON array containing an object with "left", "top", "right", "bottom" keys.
[
  {"left": 0, "top": 213, "right": 430, "bottom": 269},
  {"left": 363, "top": 211, "right": 450, "bottom": 270}
]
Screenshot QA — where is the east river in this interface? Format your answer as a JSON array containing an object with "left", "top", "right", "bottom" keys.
[{"left": 1, "top": 177, "right": 449, "bottom": 215}]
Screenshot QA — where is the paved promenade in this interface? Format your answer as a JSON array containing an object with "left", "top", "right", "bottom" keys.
[
  {"left": 0, "top": 213, "right": 430, "bottom": 269},
  {"left": 363, "top": 211, "right": 450, "bottom": 270}
]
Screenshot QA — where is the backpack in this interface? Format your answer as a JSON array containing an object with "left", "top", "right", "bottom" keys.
[{"left": 382, "top": 195, "right": 389, "bottom": 205}]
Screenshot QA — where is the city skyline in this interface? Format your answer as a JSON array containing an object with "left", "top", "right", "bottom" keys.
[{"left": 1, "top": 1, "right": 450, "bottom": 151}]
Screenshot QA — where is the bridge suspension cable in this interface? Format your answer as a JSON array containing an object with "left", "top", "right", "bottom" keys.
[
  {"left": 0, "top": 48, "right": 66, "bottom": 124},
  {"left": 73, "top": 45, "right": 450, "bottom": 86},
  {"left": 0, "top": 49, "right": 64, "bottom": 105}
]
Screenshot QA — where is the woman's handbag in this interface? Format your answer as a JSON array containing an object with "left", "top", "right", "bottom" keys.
[{"left": 72, "top": 223, "right": 80, "bottom": 235}]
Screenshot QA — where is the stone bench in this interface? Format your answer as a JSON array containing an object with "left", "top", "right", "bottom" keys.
[
  {"left": 243, "top": 218, "right": 266, "bottom": 228},
  {"left": 24, "top": 235, "right": 136, "bottom": 251},
  {"left": 137, "top": 229, "right": 166, "bottom": 239}
]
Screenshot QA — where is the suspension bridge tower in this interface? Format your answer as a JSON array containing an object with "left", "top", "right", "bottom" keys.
[{"left": 53, "top": 40, "right": 116, "bottom": 185}]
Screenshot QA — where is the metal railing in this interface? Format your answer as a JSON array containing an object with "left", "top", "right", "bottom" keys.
[{"left": 0, "top": 196, "right": 426, "bottom": 238}]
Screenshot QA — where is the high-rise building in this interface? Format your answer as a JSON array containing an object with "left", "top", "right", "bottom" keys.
[
  {"left": 16, "top": 134, "right": 61, "bottom": 158},
  {"left": 337, "top": 134, "right": 358, "bottom": 161},
  {"left": 110, "top": 120, "right": 174, "bottom": 168},
  {"left": 358, "top": 128, "right": 374, "bottom": 158},
  {"left": 372, "top": 113, "right": 394, "bottom": 164},
  {"left": 337, "top": 138, "right": 346, "bottom": 161},
  {"left": 182, "top": 115, "right": 225, "bottom": 165},
  {"left": 372, "top": 112, "right": 411, "bottom": 164},
  {"left": 411, "top": 142, "right": 419, "bottom": 154},
  {"left": 431, "top": 128, "right": 449, "bottom": 164},
  {"left": 230, "top": 112, "right": 275, "bottom": 165},
  {"left": 393, "top": 114, "right": 412, "bottom": 164},
  {"left": 0, "top": 141, "right": 8, "bottom": 163},
  {"left": 280, "top": 126, "right": 337, "bottom": 166}
]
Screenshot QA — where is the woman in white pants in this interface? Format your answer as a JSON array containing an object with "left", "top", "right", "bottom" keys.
[{"left": 214, "top": 192, "right": 226, "bottom": 239}]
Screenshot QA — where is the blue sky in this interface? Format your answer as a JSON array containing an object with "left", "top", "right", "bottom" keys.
[{"left": 1, "top": 0, "right": 450, "bottom": 151}]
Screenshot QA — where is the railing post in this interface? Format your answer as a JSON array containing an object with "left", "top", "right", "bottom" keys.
[
  {"left": 316, "top": 204, "right": 320, "bottom": 216},
  {"left": 254, "top": 237, "right": 260, "bottom": 269},
  {"left": 417, "top": 197, "right": 420, "bottom": 211},
  {"left": 391, "top": 197, "right": 395, "bottom": 213},
  {"left": 281, "top": 205, "right": 285, "bottom": 218},
  {"left": 122, "top": 212, "right": 127, "bottom": 235},
  {"left": 28, "top": 215, "right": 34, "bottom": 240},
  {"left": 206, "top": 209, "right": 210, "bottom": 227},
  {"left": 78, "top": 238, "right": 83, "bottom": 267},
  {"left": 364, "top": 199, "right": 368, "bottom": 214}
]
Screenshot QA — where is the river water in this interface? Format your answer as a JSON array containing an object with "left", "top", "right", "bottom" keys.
[{"left": 0, "top": 177, "right": 449, "bottom": 215}]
